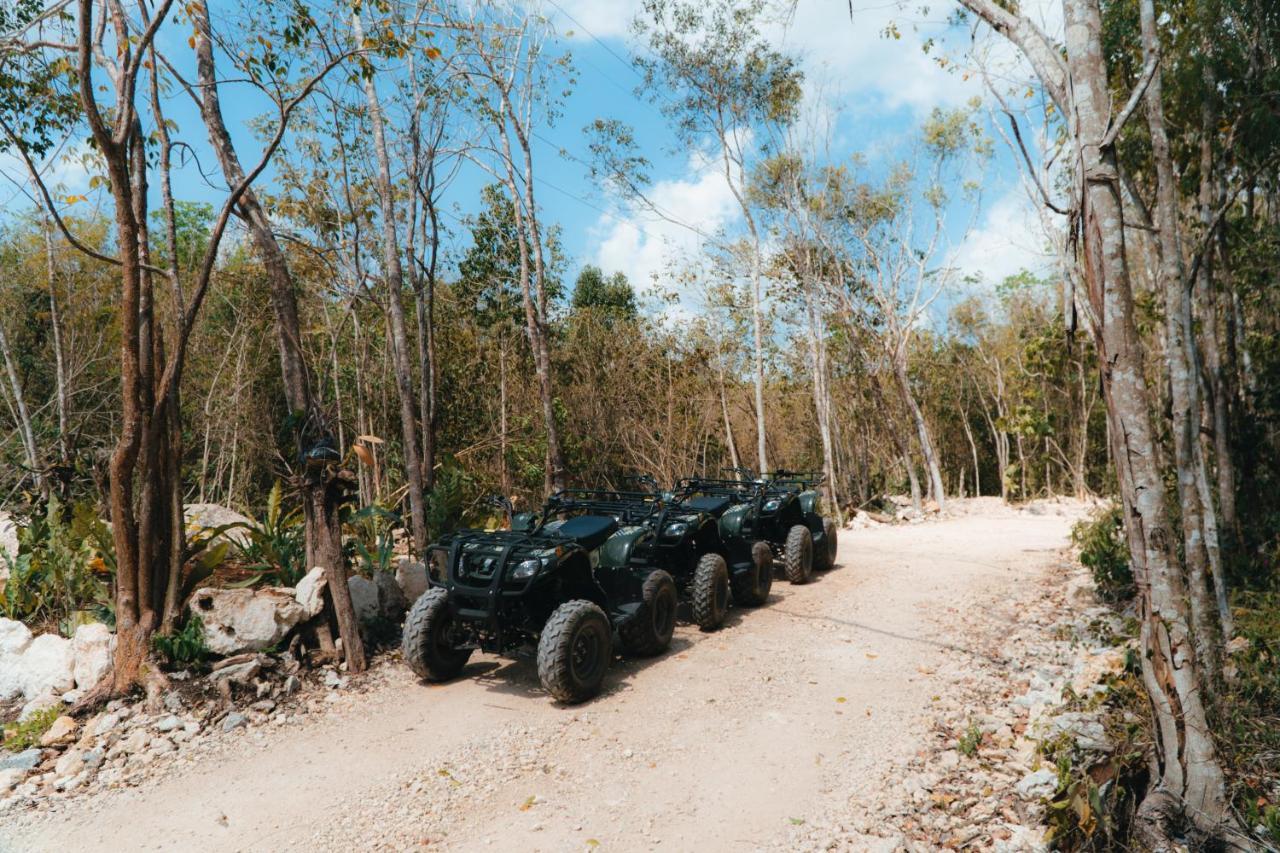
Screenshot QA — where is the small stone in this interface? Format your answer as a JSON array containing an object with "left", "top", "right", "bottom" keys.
[
  {"left": 282, "top": 675, "right": 300, "bottom": 696},
  {"left": 1015, "top": 768, "right": 1058, "bottom": 800},
  {"left": 92, "top": 712, "right": 121, "bottom": 737},
  {"left": 222, "top": 712, "right": 247, "bottom": 733},
  {"left": 323, "top": 670, "right": 347, "bottom": 690},
  {"left": 0, "top": 749, "right": 41, "bottom": 772},
  {"left": 149, "top": 737, "right": 175, "bottom": 755},
  {"left": 0, "top": 767, "right": 26, "bottom": 793},
  {"left": 38, "top": 715, "right": 78, "bottom": 747},
  {"left": 18, "top": 692, "right": 60, "bottom": 721},
  {"left": 54, "top": 751, "right": 85, "bottom": 779},
  {"left": 250, "top": 699, "right": 276, "bottom": 713},
  {"left": 82, "top": 749, "right": 104, "bottom": 770},
  {"left": 155, "top": 714, "right": 182, "bottom": 733},
  {"left": 163, "top": 691, "right": 184, "bottom": 713}
]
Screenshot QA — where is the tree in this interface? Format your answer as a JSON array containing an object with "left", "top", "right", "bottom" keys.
[
  {"left": 571, "top": 265, "right": 637, "bottom": 323},
  {"left": 950, "top": 0, "right": 1237, "bottom": 843}
]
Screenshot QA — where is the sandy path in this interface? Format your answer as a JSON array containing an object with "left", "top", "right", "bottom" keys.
[{"left": 5, "top": 511, "right": 1074, "bottom": 852}]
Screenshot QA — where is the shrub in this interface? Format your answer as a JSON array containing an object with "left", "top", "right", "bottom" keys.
[
  {"left": 151, "top": 615, "right": 211, "bottom": 669},
  {"left": 2, "top": 706, "right": 60, "bottom": 751},
  {"left": 239, "top": 481, "right": 306, "bottom": 586},
  {"left": 1071, "top": 506, "right": 1134, "bottom": 603},
  {"left": 0, "top": 497, "right": 112, "bottom": 631}
]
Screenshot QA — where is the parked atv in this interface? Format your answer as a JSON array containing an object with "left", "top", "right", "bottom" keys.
[
  {"left": 762, "top": 470, "right": 839, "bottom": 576},
  {"left": 549, "top": 482, "right": 773, "bottom": 632},
  {"left": 402, "top": 497, "right": 677, "bottom": 704},
  {"left": 678, "top": 470, "right": 835, "bottom": 585}
]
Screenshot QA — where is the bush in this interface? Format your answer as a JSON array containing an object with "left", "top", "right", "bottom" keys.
[
  {"left": 239, "top": 481, "right": 306, "bottom": 586},
  {"left": 2, "top": 706, "right": 60, "bottom": 751},
  {"left": 151, "top": 615, "right": 211, "bottom": 669},
  {"left": 0, "top": 497, "right": 112, "bottom": 631},
  {"left": 1071, "top": 506, "right": 1134, "bottom": 603}
]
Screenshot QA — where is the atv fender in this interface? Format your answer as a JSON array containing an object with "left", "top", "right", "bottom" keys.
[
  {"left": 597, "top": 526, "right": 653, "bottom": 570},
  {"left": 718, "top": 504, "right": 750, "bottom": 541}
]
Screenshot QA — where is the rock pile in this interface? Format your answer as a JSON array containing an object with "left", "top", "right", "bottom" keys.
[{"left": 0, "top": 621, "right": 116, "bottom": 712}]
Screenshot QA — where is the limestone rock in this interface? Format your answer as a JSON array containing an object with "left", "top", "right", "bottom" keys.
[
  {"left": 347, "top": 576, "right": 378, "bottom": 623},
  {"left": 71, "top": 622, "right": 115, "bottom": 690},
  {"left": 0, "top": 511, "right": 17, "bottom": 595},
  {"left": 375, "top": 571, "right": 407, "bottom": 621},
  {"left": 294, "top": 567, "right": 327, "bottom": 618},
  {"left": 222, "top": 712, "right": 247, "bottom": 733},
  {"left": 183, "top": 503, "right": 253, "bottom": 550},
  {"left": 0, "top": 617, "right": 31, "bottom": 656},
  {"left": 38, "top": 715, "right": 78, "bottom": 747},
  {"left": 395, "top": 559, "right": 429, "bottom": 605},
  {"left": 0, "top": 749, "right": 41, "bottom": 772},
  {"left": 191, "top": 586, "right": 306, "bottom": 655},
  {"left": 0, "top": 767, "right": 25, "bottom": 793},
  {"left": 17, "top": 633, "right": 75, "bottom": 701},
  {"left": 1015, "top": 768, "right": 1057, "bottom": 800}
]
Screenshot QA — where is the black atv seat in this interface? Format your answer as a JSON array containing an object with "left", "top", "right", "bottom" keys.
[
  {"left": 556, "top": 514, "right": 619, "bottom": 550},
  {"left": 684, "top": 495, "right": 732, "bottom": 515}
]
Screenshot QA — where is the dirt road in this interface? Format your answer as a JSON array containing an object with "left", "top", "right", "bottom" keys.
[{"left": 5, "top": 508, "right": 1078, "bottom": 852}]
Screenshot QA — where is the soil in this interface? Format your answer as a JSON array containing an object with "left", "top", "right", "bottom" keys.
[{"left": 2, "top": 499, "right": 1087, "bottom": 852}]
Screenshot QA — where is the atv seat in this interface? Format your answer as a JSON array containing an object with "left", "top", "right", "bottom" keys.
[
  {"left": 684, "top": 495, "right": 732, "bottom": 515},
  {"left": 557, "top": 514, "right": 620, "bottom": 550}
]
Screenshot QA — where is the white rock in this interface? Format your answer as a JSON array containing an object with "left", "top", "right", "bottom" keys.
[
  {"left": 0, "top": 767, "right": 25, "bottom": 793},
  {"left": 92, "top": 712, "right": 121, "bottom": 737},
  {"left": 155, "top": 715, "right": 182, "bottom": 733},
  {"left": 395, "top": 559, "right": 429, "bottom": 605},
  {"left": 54, "top": 751, "right": 85, "bottom": 779},
  {"left": 71, "top": 622, "right": 115, "bottom": 690},
  {"left": 347, "top": 576, "right": 378, "bottom": 623},
  {"left": 0, "top": 617, "right": 32, "bottom": 656},
  {"left": 17, "top": 633, "right": 76, "bottom": 700},
  {"left": 19, "top": 691, "right": 60, "bottom": 721},
  {"left": 39, "top": 715, "right": 78, "bottom": 746},
  {"left": 183, "top": 503, "right": 254, "bottom": 550},
  {"left": 0, "top": 511, "right": 17, "bottom": 595},
  {"left": 190, "top": 586, "right": 307, "bottom": 655},
  {"left": 294, "top": 567, "right": 328, "bottom": 618},
  {"left": 1015, "top": 768, "right": 1058, "bottom": 800}
]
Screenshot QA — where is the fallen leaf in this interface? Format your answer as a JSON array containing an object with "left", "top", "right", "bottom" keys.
[
  {"left": 788, "top": 817, "right": 805, "bottom": 826},
  {"left": 519, "top": 795, "right": 536, "bottom": 812},
  {"left": 836, "top": 696, "right": 847, "bottom": 703},
  {"left": 865, "top": 652, "right": 879, "bottom": 659}
]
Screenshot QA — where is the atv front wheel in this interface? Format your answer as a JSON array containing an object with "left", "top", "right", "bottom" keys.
[
  {"left": 815, "top": 518, "right": 838, "bottom": 571},
  {"left": 537, "top": 600, "right": 613, "bottom": 703},
  {"left": 732, "top": 541, "right": 773, "bottom": 607},
  {"left": 692, "top": 553, "right": 731, "bottom": 630},
  {"left": 783, "top": 524, "right": 813, "bottom": 584},
  {"left": 621, "top": 570, "right": 677, "bottom": 657},
  {"left": 402, "top": 588, "right": 473, "bottom": 681}
]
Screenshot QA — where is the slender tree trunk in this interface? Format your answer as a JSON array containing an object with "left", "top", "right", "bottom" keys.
[
  {"left": 749, "top": 241, "right": 769, "bottom": 473},
  {"left": 0, "top": 322, "right": 39, "bottom": 487},
  {"left": 192, "top": 0, "right": 365, "bottom": 672},
  {"left": 714, "top": 343, "right": 741, "bottom": 471},
  {"left": 354, "top": 10, "right": 428, "bottom": 554},
  {"left": 961, "top": 409, "right": 981, "bottom": 497},
  {"left": 42, "top": 213, "right": 70, "bottom": 463},
  {"left": 893, "top": 356, "right": 945, "bottom": 509},
  {"left": 1139, "top": 0, "right": 1222, "bottom": 678},
  {"left": 1062, "top": 0, "right": 1232, "bottom": 838}
]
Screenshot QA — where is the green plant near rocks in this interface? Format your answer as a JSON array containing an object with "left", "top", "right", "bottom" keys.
[
  {"left": 0, "top": 497, "right": 112, "bottom": 630},
  {"left": 1070, "top": 506, "right": 1133, "bottom": 603},
  {"left": 151, "top": 615, "right": 211, "bottom": 669},
  {"left": 2, "top": 706, "right": 60, "bottom": 752},
  {"left": 239, "top": 481, "right": 306, "bottom": 586},
  {"left": 958, "top": 720, "right": 982, "bottom": 757},
  {"left": 346, "top": 503, "right": 400, "bottom": 575}
]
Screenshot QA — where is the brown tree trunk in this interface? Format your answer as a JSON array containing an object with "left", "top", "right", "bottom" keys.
[
  {"left": 192, "top": 0, "right": 365, "bottom": 672},
  {"left": 1139, "top": 0, "right": 1222, "bottom": 680},
  {"left": 354, "top": 10, "right": 428, "bottom": 554}
]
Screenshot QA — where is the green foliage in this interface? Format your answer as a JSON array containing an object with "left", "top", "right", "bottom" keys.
[
  {"left": 571, "top": 266, "right": 636, "bottom": 323},
  {"left": 425, "top": 458, "right": 470, "bottom": 542},
  {"left": 239, "top": 481, "right": 306, "bottom": 586},
  {"left": 1, "top": 706, "right": 60, "bottom": 752},
  {"left": 346, "top": 503, "right": 399, "bottom": 575},
  {"left": 1215, "top": 590, "right": 1280, "bottom": 848},
  {"left": 0, "top": 498, "right": 112, "bottom": 630},
  {"left": 1071, "top": 506, "right": 1134, "bottom": 603},
  {"left": 151, "top": 615, "right": 210, "bottom": 669}
]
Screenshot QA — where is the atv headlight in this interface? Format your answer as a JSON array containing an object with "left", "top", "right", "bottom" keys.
[
  {"left": 511, "top": 558, "right": 542, "bottom": 580},
  {"left": 762, "top": 498, "right": 781, "bottom": 512},
  {"left": 663, "top": 521, "right": 688, "bottom": 539}
]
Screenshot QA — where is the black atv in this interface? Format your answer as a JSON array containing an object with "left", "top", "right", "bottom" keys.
[
  {"left": 403, "top": 497, "right": 677, "bottom": 704},
  {"left": 678, "top": 469, "right": 836, "bottom": 585},
  {"left": 548, "top": 481, "right": 772, "bottom": 632}
]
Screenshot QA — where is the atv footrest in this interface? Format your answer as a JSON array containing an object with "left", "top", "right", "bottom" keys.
[{"left": 456, "top": 606, "right": 492, "bottom": 621}]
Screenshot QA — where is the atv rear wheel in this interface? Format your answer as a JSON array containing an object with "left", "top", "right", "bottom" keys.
[
  {"left": 692, "top": 553, "right": 731, "bottom": 630},
  {"left": 537, "top": 600, "right": 613, "bottom": 704},
  {"left": 402, "top": 588, "right": 473, "bottom": 681},
  {"left": 783, "top": 524, "right": 813, "bottom": 584},
  {"left": 732, "top": 541, "right": 773, "bottom": 606},
  {"left": 815, "top": 518, "right": 838, "bottom": 571},
  {"left": 621, "top": 570, "right": 677, "bottom": 657}
]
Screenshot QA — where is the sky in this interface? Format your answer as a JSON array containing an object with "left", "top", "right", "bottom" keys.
[{"left": 4, "top": 0, "right": 1060, "bottom": 318}]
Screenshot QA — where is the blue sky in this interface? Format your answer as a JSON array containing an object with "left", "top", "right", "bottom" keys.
[{"left": 5, "top": 0, "right": 1059, "bottom": 310}]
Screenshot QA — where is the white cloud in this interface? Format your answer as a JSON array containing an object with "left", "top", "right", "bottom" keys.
[
  {"left": 591, "top": 152, "right": 740, "bottom": 294},
  {"left": 951, "top": 185, "right": 1053, "bottom": 286}
]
